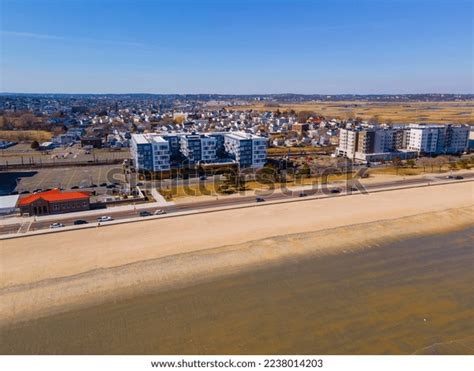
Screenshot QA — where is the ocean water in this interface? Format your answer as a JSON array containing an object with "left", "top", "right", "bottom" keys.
[{"left": 1, "top": 227, "right": 473, "bottom": 355}]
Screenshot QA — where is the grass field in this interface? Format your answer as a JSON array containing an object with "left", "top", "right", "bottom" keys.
[
  {"left": 0, "top": 130, "right": 52, "bottom": 142},
  {"left": 229, "top": 100, "right": 474, "bottom": 124}
]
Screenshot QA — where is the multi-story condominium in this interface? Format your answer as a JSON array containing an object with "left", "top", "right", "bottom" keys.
[
  {"left": 336, "top": 128, "right": 359, "bottom": 158},
  {"left": 224, "top": 132, "right": 267, "bottom": 168},
  {"left": 337, "top": 124, "right": 469, "bottom": 161},
  {"left": 179, "top": 134, "right": 218, "bottom": 163},
  {"left": 336, "top": 126, "right": 415, "bottom": 161},
  {"left": 407, "top": 126, "right": 439, "bottom": 154},
  {"left": 130, "top": 134, "right": 170, "bottom": 171},
  {"left": 131, "top": 132, "right": 267, "bottom": 171},
  {"left": 407, "top": 124, "right": 469, "bottom": 154},
  {"left": 162, "top": 134, "right": 181, "bottom": 158}
]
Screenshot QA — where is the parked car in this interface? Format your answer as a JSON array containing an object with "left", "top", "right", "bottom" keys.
[
  {"left": 139, "top": 211, "right": 152, "bottom": 217},
  {"left": 50, "top": 223, "right": 65, "bottom": 229},
  {"left": 455, "top": 175, "right": 464, "bottom": 180},
  {"left": 33, "top": 188, "right": 42, "bottom": 193},
  {"left": 99, "top": 182, "right": 107, "bottom": 187},
  {"left": 71, "top": 186, "right": 79, "bottom": 189},
  {"left": 73, "top": 220, "right": 88, "bottom": 225},
  {"left": 330, "top": 189, "right": 341, "bottom": 194},
  {"left": 447, "top": 175, "right": 455, "bottom": 179},
  {"left": 256, "top": 197, "right": 265, "bottom": 202},
  {"left": 154, "top": 209, "right": 166, "bottom": 215},
  {"left": 299, "top": 192, "right": 308, "bottom": 197},
  {"left": 97, "top": 216, "right": 113, "bottom": 222},
  {"left": 199, "top": 176, "right": 207, "bottom": 181}
]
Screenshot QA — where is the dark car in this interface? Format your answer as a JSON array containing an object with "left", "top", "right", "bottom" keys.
[
  {"left": 20, "top": 190, "right": 30, "bottom": 194},
  {"left": 71, "top": 186, "right": 79, "bottom": 189},
  {"left": 73, "top": 220, "right": 89, "bottom": 225},
  {"left": 455, "top": 175, "right": 464, "bottom": 180},
  {"left": 330, "top": 189, "right": 341, "bottom": 194},
  {"left": 90, "top": 184, "right": 98, "bottom": 188},
  {"left": 33, "top": 188, "right": 43, "bottom": 193},
  {"left": 299, "top": 192, "right": 308, "bottom": 197},
  {"left": 100, "top": 183, "right": 107, "bottom": 187},
  {"left": 199, "top": 176, "right": 207, "bottom": 181},
  {"left": 256, "top": 197, "right": 265, "bottom": 202},
  {"left": 106, "top": 184, "right": 115, "bottom": 189},
  {"left": 139, "top": 211, "right": 152, "bottom": 217}
]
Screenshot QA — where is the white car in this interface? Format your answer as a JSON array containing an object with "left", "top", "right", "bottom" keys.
[
  {"left": 154, "top": 209, "right": 167, "bottom": 215},
  {"left": 97, "top": 216, "right": 113, "bottom": 222},
  {"left": 50, "top": 223, "right": 65, "bottom": 229}
]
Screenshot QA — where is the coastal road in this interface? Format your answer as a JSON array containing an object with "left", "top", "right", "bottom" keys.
[{"left": 1, "top": 172, "right": 473, "bottom": 236}]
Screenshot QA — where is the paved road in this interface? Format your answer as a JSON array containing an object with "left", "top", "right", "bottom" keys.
[{"left": 1, "top": 173, "right": 472, "bottom": 236}]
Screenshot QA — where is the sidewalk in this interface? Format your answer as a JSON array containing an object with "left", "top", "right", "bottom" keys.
[
  {"left": 1, "top": 170, "right": 472, "bottom": 227},
  {"left": 0, "top": 199, "right": 174, "bottom": 225},
  {"left": 2, "top": 177, "right": 473, "bottom": 240}
]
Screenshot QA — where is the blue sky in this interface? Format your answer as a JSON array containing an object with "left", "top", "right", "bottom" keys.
[{"left": 1, "top": 0, "right": 472, "bottom": 94}]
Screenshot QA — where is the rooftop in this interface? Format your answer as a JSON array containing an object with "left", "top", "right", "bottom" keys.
[{"left": 18, "top": 189, "right": 90, "bottom": 206}]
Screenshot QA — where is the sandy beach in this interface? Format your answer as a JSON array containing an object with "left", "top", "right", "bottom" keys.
[{"left": 0, "top": 181, "right": 473, "bottom": 354}]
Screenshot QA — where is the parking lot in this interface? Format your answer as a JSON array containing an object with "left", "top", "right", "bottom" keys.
[
  {"left": 13, "top": 165, "right": 127, "bottom": 193},
  {"left": 0, "top": 143, "right": 130, "bottom": 166}
]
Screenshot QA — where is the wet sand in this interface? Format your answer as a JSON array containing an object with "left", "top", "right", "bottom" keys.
[{"left": 1, "top": 219, "right": 473, "bottom": 354}]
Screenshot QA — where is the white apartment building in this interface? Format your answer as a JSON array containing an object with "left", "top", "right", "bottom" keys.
[
  {"left": 407, "top": 126, "right": 439, "bottom": 154},
  {"left": 407, "top": 124, "right": 469, "bottom": 154},
  {"left": 224, "top": 132, "right": 267, "bottom": 168},
  {"left": 335, "top": 128, "right": 358, "bottom": 158}
]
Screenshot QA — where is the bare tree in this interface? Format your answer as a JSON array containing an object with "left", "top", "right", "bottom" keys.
[
  {"left": 392, "top": 157, "right": 402, "bottom": 175},
  {"left": 434, "top": 156, "right": 449, "bottom": 172},
  {"left": 418, "top": 157, "right": 430, "bottom": 173}
]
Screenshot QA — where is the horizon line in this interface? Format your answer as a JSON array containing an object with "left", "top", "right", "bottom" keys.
[{"left": 1, "top": 92, "right": 473, "bottom": 96}]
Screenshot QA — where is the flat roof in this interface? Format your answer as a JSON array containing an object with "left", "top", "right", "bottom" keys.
[
  {"left": 132, "top": 134, "right": 149, "bottom": 144},
  {"left": 149, "top": 136, "right": 167, "bottom": 143},
  {"left": 225, "top": 132, "right": 263, "bottom": 140},
  {"left": 0, "top": 194, "right": 20, "bottom": 209}
]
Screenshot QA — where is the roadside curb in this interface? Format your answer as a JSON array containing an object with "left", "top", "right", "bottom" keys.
[{"left": 1, "top": 178, "right": 472, "bottom": 241}]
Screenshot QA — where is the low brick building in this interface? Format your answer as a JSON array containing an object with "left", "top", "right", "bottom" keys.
[{"left": 18, "top": 189, "right": 90, "bottom": 216}]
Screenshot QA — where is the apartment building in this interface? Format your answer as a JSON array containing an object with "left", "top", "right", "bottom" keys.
[
  {"left": 407, "top": 124, "right": 469, "bottom": 154},
  {"left": 130, "top": 134, "right": 170, "bottom": 171},
  {"left": 337, "top": 124, "right": 469, "bottom": 161},
  {"left": 179, "top": 134, "right": 218, "bottom": 163},
  {"left": 131, "top": 132, "right": 267, "bottom": 171},
  {"left": 336, "top": 126, "right": 415, "bottom": 161},
  {"left": 224, "top": 132, "right": 267, "bottom": 168}
]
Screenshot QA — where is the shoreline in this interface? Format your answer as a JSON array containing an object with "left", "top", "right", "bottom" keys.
[
  {"left": 1, "top": 182, "right": 472, "bottom": 289},
  {"left": 1, "top": 204, "right": 472, "bottom": 328}
]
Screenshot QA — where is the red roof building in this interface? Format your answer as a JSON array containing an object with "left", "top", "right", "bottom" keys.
[{"left": 18, "top": 189, "right": 90, "bottom": 216}]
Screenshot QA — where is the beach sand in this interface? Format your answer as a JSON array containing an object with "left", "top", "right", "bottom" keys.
[{"left": 0, "top": 182, "right": 473, "bottom": 354}]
